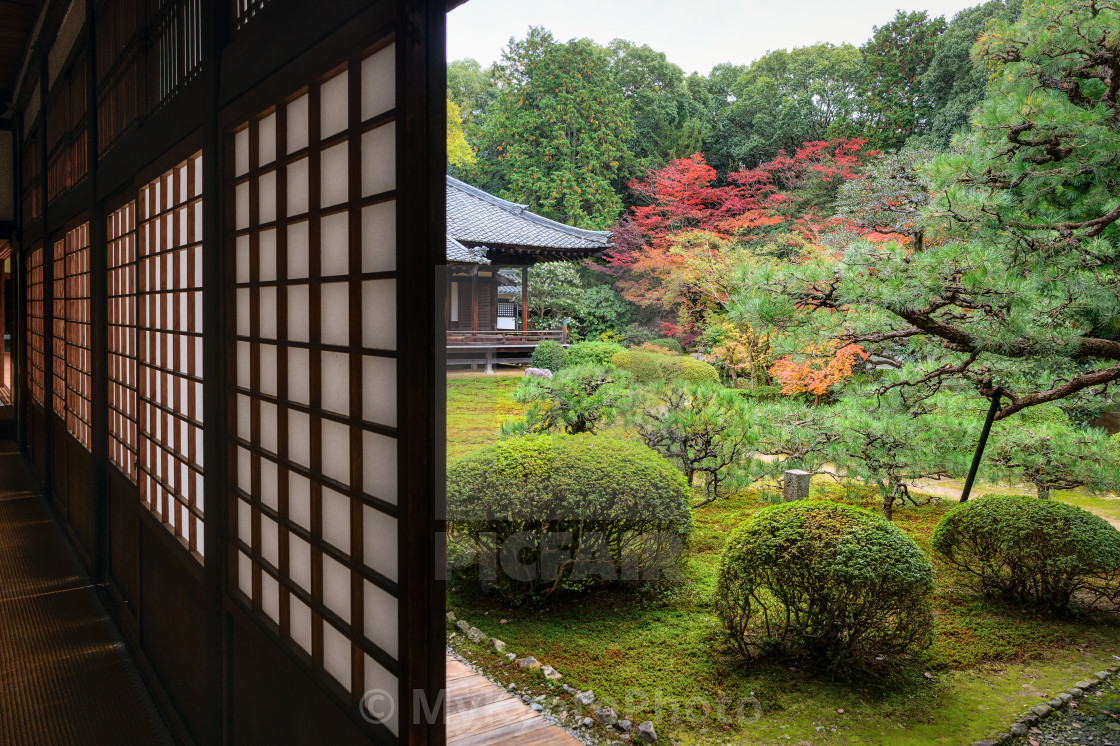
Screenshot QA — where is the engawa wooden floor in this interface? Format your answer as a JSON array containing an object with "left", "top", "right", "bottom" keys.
[
  {"left": 446, "top": 655, "right": 583, "bottom": 746},
  {"left": 0, "top": 442, "right": 172, "bottom": 745}
]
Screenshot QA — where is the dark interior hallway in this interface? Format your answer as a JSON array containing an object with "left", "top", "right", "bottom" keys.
[{"left": 0, "top": 441, "right": 172, "bottom": 745}]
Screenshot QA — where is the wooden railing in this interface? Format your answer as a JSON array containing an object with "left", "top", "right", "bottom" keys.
[{"left": 446, "top": 328, "right": 567, "bottom": 346}]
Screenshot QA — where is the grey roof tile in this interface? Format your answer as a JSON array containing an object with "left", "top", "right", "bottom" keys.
[
  {"left": 446, "top": 235, "right": 490, "bottom": 264},
  {"left": 446, "top": 175, "right": 612, "bottom": 252}
]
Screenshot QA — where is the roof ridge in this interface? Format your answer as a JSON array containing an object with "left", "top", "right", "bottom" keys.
[{"left": 446, "top": 175, "right": 611, "bottom": 244}]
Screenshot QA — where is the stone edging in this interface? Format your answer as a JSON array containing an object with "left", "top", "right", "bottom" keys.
[
  {"left": 447, "top": 610, "right": 660, "bottom": 744},
  {"left": 973, "top": 661, "right": 1120, "bottom": 746}
]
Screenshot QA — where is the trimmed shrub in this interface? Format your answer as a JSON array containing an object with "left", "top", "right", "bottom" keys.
[
  {"left": 530, "top": 340, "right": 566, "bottom": 372},
  {"left": 564, "top": 340, "right": 625, "bottom": 368},
  {"left": 715, "top": 501, "right": 935, "bottom": 675},
  {"left": 506, "top": 364, "right": 628, "bottom": 435},
  {"left": 447, "top": 434, "right": 693, "bottom": 603},
  {"left": 931, "top": 494, "right": 1120, "bottom": 611},
  {"left": 659, "top": 356, "right": 720, "bottom": 386},
  {"left": 622, "top": 323, "right": 657, "bottom": 347},
  {"left": 635, "top": 342, "right": 677, "bottom": 355},
  {"left": 647, "top": 338, "right": 683, "bottom": 354},
  {"left": 611, "top": 349, "right": 665, "bottom": 384}
]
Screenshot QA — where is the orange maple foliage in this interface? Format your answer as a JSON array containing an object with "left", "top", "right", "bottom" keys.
[{"left": 769, "top": 341, "right": 869, "bottom": 397}]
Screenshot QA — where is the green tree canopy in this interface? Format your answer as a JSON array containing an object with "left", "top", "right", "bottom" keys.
[{"left": 469, "top": 27, "right": 635, "bottom": 229}]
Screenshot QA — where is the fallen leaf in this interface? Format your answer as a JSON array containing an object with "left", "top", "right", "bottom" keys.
[
  {"left": 1031, "top": 727, "right": 1042, "bottom": 734},
  {"left": 500, "top": 619, "right": 508, "bottom": 624},
  {"left": 924, "top": 672, "right": 933, "bottom": 680},
  {"left": 837, "top": 709, "right": 844, "bottom": 714},
  {"left": 1072, "top": 722, "right": 1082, "bottom": 729},
  {"left": 1028, "top": 739, "right": 1039, "bottom": 746}
]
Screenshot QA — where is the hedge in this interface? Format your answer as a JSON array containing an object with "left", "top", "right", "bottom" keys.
[
  {"left": 564, "top": 340, "right": 625, "bottom": 368},
  {"left": 931, "top": 494, "right": 1120, "bottom": 611},
  {"left": 610, "top": 350, "right": 721, "bottom": 386},
  {"left": 715, "top": 500, "right": 935, "bottom": 675},
  {"left": 647, "top": 338, "right": 683, "bottom": 354},
  {"left": 447, "top": 434, "right": 693, "bottom": 602},
  {"left": 530, "top": 340, "right": 566, "bottom": 372}
]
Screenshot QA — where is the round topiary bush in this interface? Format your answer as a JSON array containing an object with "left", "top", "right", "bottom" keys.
[
  {"left": 647, "top": 338, "right": 683, "bottom": 354},
  {"left": 659, "top": 356, "right": 720, "bottom": 386},
  {"left": 930, "top": 494, "right": 1120, "bottom": 611},
  {"left": 715, "top": 500, "right": 935, "bottom": 675},
  {"left": 610, "top": 349, "right": 665, "bottom": 384},
  {"left": 564, "top": 340, "right": 625, "bottom": 368},
  {"left": 448, "top": 434, "right": 693, "bottom": 603},
  {"left": 530, "top": 340, "right": 566, "bottom": 372}
]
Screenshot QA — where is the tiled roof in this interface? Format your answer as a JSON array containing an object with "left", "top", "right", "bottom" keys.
[
  {"left": 446, "top": 235, "right": 490, "bottom": 264},
  {"left": 446, "top": 176, "right": 612, "bottom": 253}
]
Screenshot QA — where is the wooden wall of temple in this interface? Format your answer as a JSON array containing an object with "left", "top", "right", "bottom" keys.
[{"left": 8, "top": 1, "right": 446, "bottom": 743}]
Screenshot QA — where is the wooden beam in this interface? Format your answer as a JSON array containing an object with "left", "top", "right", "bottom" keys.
[
  {"left": 520, "top": 265, "right": 527, "bottom": 332},
  {"left": 470, "top": 271, "right": 478, "bottom": 331}
]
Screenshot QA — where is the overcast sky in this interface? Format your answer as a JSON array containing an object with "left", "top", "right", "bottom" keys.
[{"left": 448, "top": 0, "right": 983, "bottom": 75}]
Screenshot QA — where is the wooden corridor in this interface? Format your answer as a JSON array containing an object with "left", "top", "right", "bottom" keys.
[
  {"left": 446, "top": 654, "right": 583, "bottom": 746},
  {"left": 0, "top": 442, "right": 173, "bottom": 745}
]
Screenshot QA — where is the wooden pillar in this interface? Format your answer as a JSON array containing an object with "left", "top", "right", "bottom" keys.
[
  {"left": 470, "top": 271, "right": 478, "bottom": 333},
  {"left": 0, "top": 256, "right": 6, "bottom": 389},
  {"left": 520, "top": 265, "right": 528, "bottom": 333}
]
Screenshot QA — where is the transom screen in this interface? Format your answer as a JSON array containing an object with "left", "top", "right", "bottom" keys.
[
  {"left": 228, "top": 41, "right": 400, "bottom": 733},
  {"left": 109, "top": 202, "right": 139, "bottom": 481},
  {"left": 137, "top": 153, "right": 205, "bottom": 559},
  {"left": 26, "top": 247, "right": 45, "bottom": 405},
  {"left": 52, "top": 240, "right": 66, "bottom": 418}
]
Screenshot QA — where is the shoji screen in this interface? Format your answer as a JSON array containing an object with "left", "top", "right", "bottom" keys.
[
  {"left": 109, "top": 202, "right": 138, "bottom": 480},
  {"left": 26, "top": 247, "right": 45, "bottom": 405},
  {"left": 229, "top": 41, "right": 399, "bottom": 733},
  {"left": 137, "top": 153, "right": 205, "bottom": 559},
  {"left": 64, "top": 223, "right": 91, "bottom": 450},
  {"left": 52, "top": 240, "right": 66, "bottom": 418}
]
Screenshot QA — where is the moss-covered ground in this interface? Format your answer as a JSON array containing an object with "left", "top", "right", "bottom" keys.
[{"left": 445, "top": 374, "right": 1120, "bottom": 744}]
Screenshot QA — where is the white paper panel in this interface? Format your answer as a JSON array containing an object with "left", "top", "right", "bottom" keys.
[
  {"left": 287, "top": 285, "right": 310, "bottom": 343},
  {"left": 364, "top": 656, "right": 399, "bottom": 736},
  {"left": 323, "top": 623, "right": 351, "bottom": 691},
  {"left": 320, "top": 282, "right": 349, "bottom": 347},
  {"left": 321, "top": 418, "right": 350, "bottom": 485},
  {"left": 235, "top": 182, "right": 250, "bottom": 230},
  {"left": 288, "top": 347, "right": 310, "bottom": 405},
  {"left": 290, "top": 596, "right": 312, "bottom": 655},
  {"left": 238, "top": 551, "right": 252, "bottom": 596},
  {"left": 322, "top": 487, "right": 350, "bottom": 554},
  {"left": 364, "top": 581, "right": 398, "bottom": 658},
  {"left": 321, "top": 350, "right": 350, "bottom": 415},
  {"left": 237, "top": 394, "right": 251, "bottom": 440},
  {"left": 259, "top": 343, "right": 278, "bottom": 397},
  {"left": 289, "top": 472, "right": 311, "bottom": 529},
  {"left": 361, "top": 124, "right": 396, "bottom": 197},
  {"left": 289, "top": 533, "right": 312, "bottom": 591},
  {"left": 361, "top": 202, "right": 395, "bottom": 273},
  {"left": 361, "top": 45, "right": 395, "bottom": 122},
  {"left": 261, "top": 514, "right": 280, "bottom": 567},
  {"left": 364, "top": 506, "right": 397, "bottom": 582},
  {"left": 320, "top": 70, "right": 349, "bottom": 140},
  {"left": 260, "top": 401, "right": 278, "bottom": 454},
  {"left": 238, "top": 447, "right": 253, "bottom": 491},
  {"left": 320, "top": 143, "right": 348, "bottom": 208},
  {"left": 322, "top": 554, "right": 351, "bottom": 624},
  {"left": 362, "top": 356, "right": 396, "bottom": 427},
  {"left": 236, "top": 291, "right": 250, "bottom": 336},
  {"left": 261, "top": 573, "right": 280, "bottom": 624},
  {"left": 236, "top": 235, "right": 250, "bottom": 282},
  {"left": 259, "top": 113, "right": 277, "bottom": 167},
  {"left": 259, "top": 228, "right": 277, "bottom": 282},
  {"left": 237, "top": 341, "right": 251, "bottom": 388},
  {"left": 287, "top": 94, "right": 309, "bottom": 153},
  {"left": 363, "top": 432, "right": 397, "bottom": 503},
  {"left": 259, "top": 170, "right": 277, "bottom": 224},
  {"left": 259, "top": 286, "right": 277, "bottom": 339},
  {"left": 234, "top": 128, "right": 250, "bottom": 176},
  {"left": 320, "top": 212, "right": 349, "bottom": 277},
  {"left": 287, "top": 221, "right": 310, "bottom": 278},
  {"left": 261, "top": 457, "right": 278, "bottom": 510},
  {"left": 286, "top": 157, "right": 310, "bottom": 216},
  {"left": 238, "top": 498, "right": 252, "bottom": 545},
  {"left": 288, "top": 410, "right": 311, "bottom": 467},
  {"left": 362, "top": 280, "right": 396, "bottom": 350}
]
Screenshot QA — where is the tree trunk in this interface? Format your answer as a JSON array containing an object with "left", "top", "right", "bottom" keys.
[{"left": 1038, "top": 483, "right": 1050, "bottom": 499}]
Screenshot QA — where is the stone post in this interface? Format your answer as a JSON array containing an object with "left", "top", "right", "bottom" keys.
[{"left": 783, "top": 469, "right": 811, "bottom": 502}]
